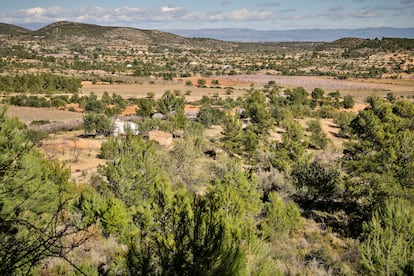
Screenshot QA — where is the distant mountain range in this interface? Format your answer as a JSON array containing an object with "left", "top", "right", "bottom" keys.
[
  {"left": 168, "top": 27, "right": 414, "bottom": 42},
  {"left": 3, "top": 21, "right": 414, "bottom": 43}
]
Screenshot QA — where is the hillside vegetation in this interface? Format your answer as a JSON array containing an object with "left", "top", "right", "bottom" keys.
[
  {"left": 0, "top": 23, "right": 30, "bottom": 35},
  {"left": 1, "top": 21, "right": 413, "bottom": 81}
]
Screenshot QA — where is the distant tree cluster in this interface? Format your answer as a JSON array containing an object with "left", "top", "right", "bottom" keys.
[
  {"left": 0, "top": 73, "right": 81, "bottom": 93},
  {"left": 359, "top": 37, "right": 414, "bottom": 51}
]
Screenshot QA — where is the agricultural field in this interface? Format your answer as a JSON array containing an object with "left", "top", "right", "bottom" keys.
[{"left": 1, "top": 21, "right": 414, "bottom": 275}]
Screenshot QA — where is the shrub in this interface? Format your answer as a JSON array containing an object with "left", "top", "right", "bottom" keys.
[
  {"left": 342, "top": 95, "right": 355, "bottom": 109},
  {"left": 197, "top": 79, "right": 206, "bottom": 86},
  {"left": 307, "top": 119, "right": 329, "bottom": 149},
  {"left": 24, "top": 129, "right": 48, "bottom": 145},
  {"left": 292, "top": 160, "right": 340, "bottom": 204},
  {"left": 360, "top": 198, "right": 414, "bottom": 275},
  {"left": 333, "top": 112, "right": 355, "bottom": 138},
  {"left": 262, "top": 192, "right": 301, "bottom": 239},
  {"left": 317, "top": 105, "right": 338, "bottom": 118},
  {"left": 83, "top": 112, "right": 113, "bottom": 136}
]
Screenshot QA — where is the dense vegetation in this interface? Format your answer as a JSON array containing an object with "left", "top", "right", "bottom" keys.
[
  {"left": 0, "top": 107, "right": 88, "bottom": 274},
  {"left": 1, "top": 81, "right": 413, "bottom": 274},
  {"left": 0, "top": 73, "right": 81, "bottom": 93}
]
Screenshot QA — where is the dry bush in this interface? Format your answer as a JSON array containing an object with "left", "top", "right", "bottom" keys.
[
  {"left": 36, "top": 120, "right": 83, "bottom": 133},
  {"left": 265, "top": 218, "right": 358, "bottom": 275},
  {"left": 38, "top": 233, "right": 127, "bottom": 275}
]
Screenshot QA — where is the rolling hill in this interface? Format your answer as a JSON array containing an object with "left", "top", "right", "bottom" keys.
[
  {"left": 1, "top": 21, "right": 413, "bottom": 53},
  {"left": 0, "top": 23, "right": 30, "bottom": 36},
  {"left": 1, "top": 21, "right": 239, "bottom": 50},
  {"left": 170, "top": 27, "right": 414, "bottom": 42}
]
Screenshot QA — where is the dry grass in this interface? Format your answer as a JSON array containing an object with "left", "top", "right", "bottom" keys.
[
  {"left": 38, "top": 230, "right": 126, "bottom": 275},
  {"left": 227, "top": 75, "right": 414, "bottom": 101},
  {"left": 80, "top": 78, "right": 249, "bottom": 102},
  {"left": 78, "top": 74, "right": 414, "bottom": 107},
  {"left": 4, "top": 105, "right": 83, "bottom": 125},
  {"left": 267, "top": 217, "right": 358, "bottom": 275}
]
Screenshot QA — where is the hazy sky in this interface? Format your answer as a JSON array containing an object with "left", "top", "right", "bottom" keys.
[{"left": 1, "top": 0, "right": 413, "bottom": 30}]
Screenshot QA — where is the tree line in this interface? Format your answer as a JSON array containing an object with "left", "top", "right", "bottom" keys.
[{"left": 0, "top": 73, "right": 81, "bottom": 93}]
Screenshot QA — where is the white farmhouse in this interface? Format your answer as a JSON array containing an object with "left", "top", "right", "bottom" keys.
[{"left": 113, "top": 119, "right": 139, "bottom": 137}]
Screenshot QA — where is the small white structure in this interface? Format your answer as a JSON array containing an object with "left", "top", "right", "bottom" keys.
[{"left": 113, "top": 119, "right": 139, "bottom": 137}]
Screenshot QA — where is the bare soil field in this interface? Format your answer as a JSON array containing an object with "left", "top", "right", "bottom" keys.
[
  {"left": 4, "top": 105, "right": 83, "bottom": 125},
  {"left": 80, "top": 77, "right": 250, "bottom": 102},
  {"left": 178, "top": 75, "right": 251, "bottom": 87},
  {"left": 40, "top": 130, "right": 106, "bottom": 182},
  {"left": 227, "top": 75, "right": 414, "bottom": 101},
  {"left": 81, "top": 75, "right": 414, "bottom": 103},
  {"left": 81, "top": 81, "right": 232, "bottom": 101}
]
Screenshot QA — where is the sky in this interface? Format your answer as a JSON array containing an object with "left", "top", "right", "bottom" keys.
[{"left": 1, "top": 0, "right": 414, "bottom": 30}]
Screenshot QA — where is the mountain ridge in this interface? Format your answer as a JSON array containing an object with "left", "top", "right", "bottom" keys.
[
  {"left": 0, "top": 21, "right": 239, "bottom": 50},
  {"left": 168, "top": 27, "right": 414, "bottom": 42},
  {"left": 1, "top": 21, "right": 413, "bottom": 45},
  {"left": 0, "top": 22, "right": 31, "bottom": 35}
]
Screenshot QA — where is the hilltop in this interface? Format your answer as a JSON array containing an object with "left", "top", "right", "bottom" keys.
[
  {"left": 1, "top": 21, "right": 239, "bottom": 51},
  {"left": 2, "top": 21, "right": 414, "bottom": 53},
  {"left": 0, "top": 22, "right": 30, "bottom": 36},
  {"left": 0, "top": 20, "right": 413, "bottom": 82}
]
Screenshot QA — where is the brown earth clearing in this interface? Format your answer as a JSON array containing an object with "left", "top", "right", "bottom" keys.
[
  {"left": 80, "top": 75, "right": 414, "bottom": 103},
  {"left": 81, "top": 78, "right": 249, "bottom": 102},
  {"left": 4, "top": 105, "right": 83, "bottom": 125},
  {"left": 39, "top": 130, "right": 106, "bottom": 182},
  {"left": 228, "top": 75, "right": 414, "bottom": 101}
]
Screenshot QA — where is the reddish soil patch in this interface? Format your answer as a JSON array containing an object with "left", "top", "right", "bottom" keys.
[
  {"left": 119, "top": 105, "right": 138, "bottom": 116},
  {"left": 81, "top": 81, "right": 93, "bottom": 86}
]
